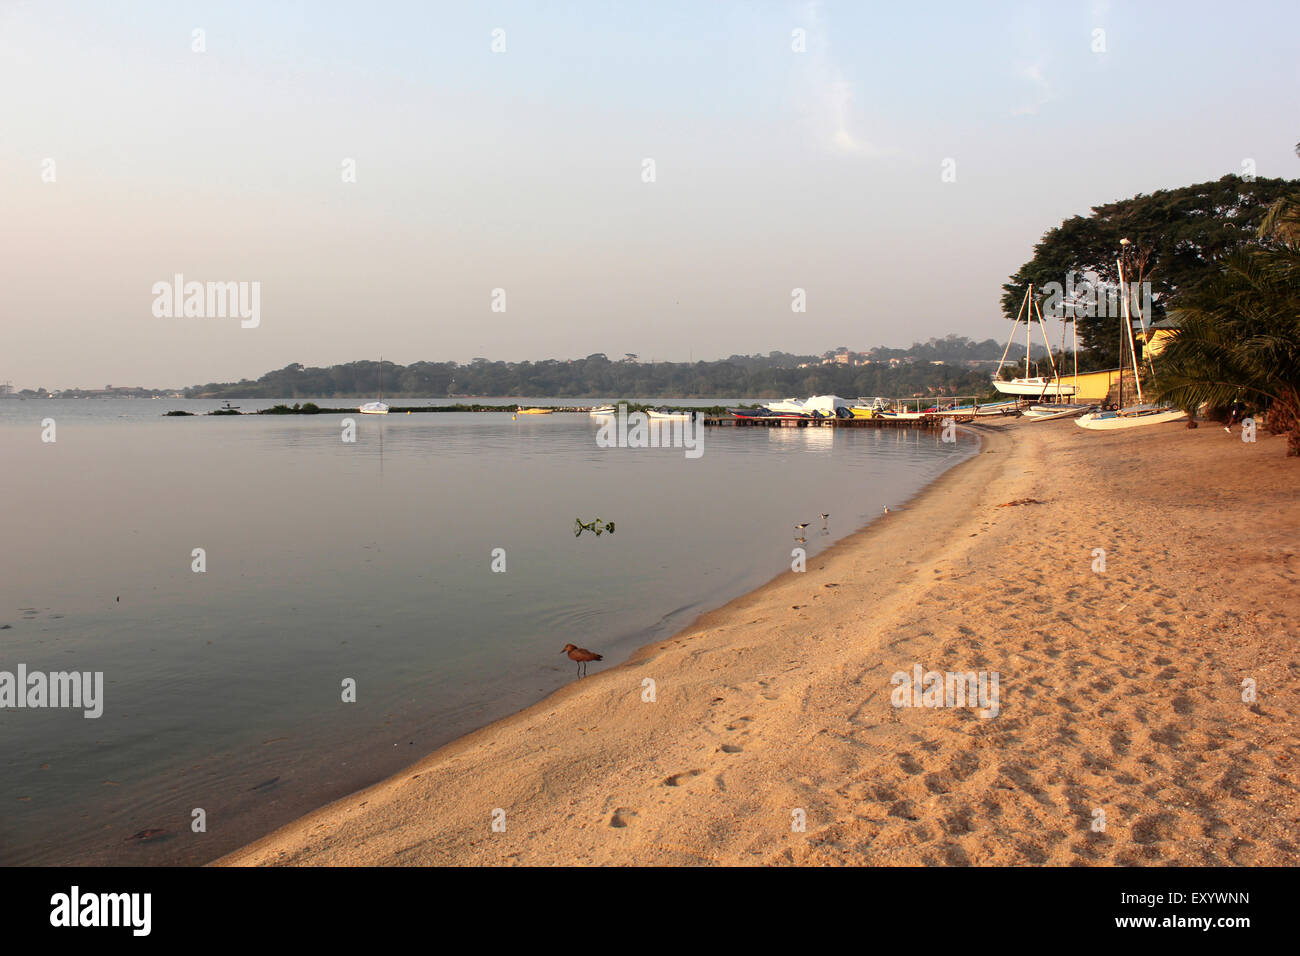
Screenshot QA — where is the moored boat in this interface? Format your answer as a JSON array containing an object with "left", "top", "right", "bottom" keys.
[
  {"left": 358, "top": 401, "right": 389, "bottom": 415},
  {"left": 763, "top": 397, "right": 809, "bottom": 415},
  {"left": 517, "top": 407, "right": 554, "bottom": 415},
  {"left": 647, "top": 407, "right": 693, "bottom": 420}
]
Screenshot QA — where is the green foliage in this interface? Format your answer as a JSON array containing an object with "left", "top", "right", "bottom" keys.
[
  {"left": 1003, "top": 175, "right": 1300, "bottom": 366},
  {"left": 1156, "top": 234, "right": 1300, "bottom": 454}
]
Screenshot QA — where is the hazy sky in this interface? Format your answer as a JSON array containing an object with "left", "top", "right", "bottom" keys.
[{"left": 2, "top": 0, "right": 1296, "bottom": 388}]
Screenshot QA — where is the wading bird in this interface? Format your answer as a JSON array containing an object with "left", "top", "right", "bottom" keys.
[{"left": 562, "top": 643, "right": 603, "bottom": 677}]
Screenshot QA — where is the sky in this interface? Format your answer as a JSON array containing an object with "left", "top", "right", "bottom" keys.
[{"left": 2, "top": 0, "right": 1297, "bottom": 389}]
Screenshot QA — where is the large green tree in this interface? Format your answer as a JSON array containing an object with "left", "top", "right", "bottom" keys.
[
  {"left": 1002, "top": 175, "right": 1299, "bottom": 367},
  {"left": 1156, "top": 192, "right": 1300, "bottom": 455}
]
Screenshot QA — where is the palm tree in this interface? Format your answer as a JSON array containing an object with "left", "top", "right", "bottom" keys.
[{"left": 1156, "top": 236, "right": 1300, "bottom": 454}]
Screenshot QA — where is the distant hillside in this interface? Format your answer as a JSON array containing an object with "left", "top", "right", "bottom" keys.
[{"left": 184, "top": 337, "right": 1042, "bottom": 400}]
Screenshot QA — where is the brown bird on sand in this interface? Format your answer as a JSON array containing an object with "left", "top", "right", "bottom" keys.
[{"left": 562, "top": 643, "right": 603, "bottom": 677}]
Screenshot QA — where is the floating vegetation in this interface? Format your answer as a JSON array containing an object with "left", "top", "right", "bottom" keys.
[{"left": 574, "top": 518, "right": 615, "bottom": 537}]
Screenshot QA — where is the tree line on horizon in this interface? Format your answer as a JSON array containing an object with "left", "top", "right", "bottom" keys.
[{"left": 182, "top": 337, "right": 1025, "bottom": 400}]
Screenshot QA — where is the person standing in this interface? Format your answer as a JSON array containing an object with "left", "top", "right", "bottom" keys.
[{"left": 1225, "top": 397, "right": 1247, "bottom": 434}]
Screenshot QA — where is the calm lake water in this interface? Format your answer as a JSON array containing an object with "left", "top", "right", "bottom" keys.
[{"left": 0, "top": 398, "right": 977, "bottom": 864}]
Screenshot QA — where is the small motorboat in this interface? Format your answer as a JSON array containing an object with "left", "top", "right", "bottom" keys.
[
  {"left": 763, "top": 397, "right": 809, "bottom": 415},
  {"left": 647, "top": 407, "right": 693, "bottom": 420},
  {"left": 358, "top": 401, "right": 389, "bottom": 415},
  {"left": 589, "top": 405, "right": 616, "bottom": 416},
  {"left": 517, "top": 407, "right": 554, "bottom": 415}
]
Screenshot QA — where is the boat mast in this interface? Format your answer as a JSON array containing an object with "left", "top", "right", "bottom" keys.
[
  {"left": 995, "top": 286, "right": 1031, "bottom": 383},
  {"left": 1032, "top": 296, "right": 1060, "bottom": 394},
  {"left": 1025, "top": 283, "right": 1033, "bottom": 379},
  {"left": 1117, "top": 242, "right": 1144, "bottom": 406}
]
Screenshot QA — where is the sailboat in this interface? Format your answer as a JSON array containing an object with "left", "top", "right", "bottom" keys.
[
  {"left": 1023, "top": 312, "right": 1095, "bottom": 420},
  {"left": 993, "top": 284, "right": 1078, "bottom": 398},
  {"left": 359, "top": 358, "right": 390, "bottom": 414},
  {"left": 1076, "top": 241, "right": 1185, "bottom": 430}
]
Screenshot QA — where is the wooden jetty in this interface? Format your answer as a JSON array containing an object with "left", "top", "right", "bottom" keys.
[{"left": 704, "top": 413, "right": 976, "bottom": 428}]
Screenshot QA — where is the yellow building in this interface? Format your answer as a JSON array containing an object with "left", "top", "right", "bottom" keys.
[{"left": 1061, "top": 368, "right": 1129, "bottom": 402}]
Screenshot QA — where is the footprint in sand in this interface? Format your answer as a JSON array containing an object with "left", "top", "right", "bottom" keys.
[
  {"left": 609, "top": 808, "right": 639, "bottom": 828},
  {"left": 898, "top": 753, "right": 924, "bottom": 775},
  {"left": 664, "top": 770, "right": 702, "bottom": 787}
]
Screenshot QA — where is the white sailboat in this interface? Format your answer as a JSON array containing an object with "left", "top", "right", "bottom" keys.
[
  {"left": 993, "top": 285, "right": 1077, "bottom": 397},
  {"left": 1024, "top": 313, "right": 1094, "bottom": 420},
  {"left": 359, "top": 358, "right": 390, "bottom": 414},
  {"left": 1076, "top": 241, "right": 1185, "bottom": 430}
]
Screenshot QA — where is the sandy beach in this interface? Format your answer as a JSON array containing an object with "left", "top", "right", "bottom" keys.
[{"left": 219, "top": 420, "right": 1299, "bottom": 866}]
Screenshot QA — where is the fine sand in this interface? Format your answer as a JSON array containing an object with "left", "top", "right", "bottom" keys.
[{"left": 220, "top": 420, "right": 1299, "bottom": 866}]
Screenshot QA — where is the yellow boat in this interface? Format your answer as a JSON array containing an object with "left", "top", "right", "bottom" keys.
[{"left": 516, "top": 407, "right": 554, "bottom": 415}]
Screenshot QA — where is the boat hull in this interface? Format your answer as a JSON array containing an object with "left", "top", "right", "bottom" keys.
[
  {"left": 1075, "top": 407, "right": 1186, "bottom": 430},
  {"left": 994, "top": 379, "right": 1078, "bottom": 396},
  {"left": 1024, "top": 403, "right": 1095, "bottom": 421}
]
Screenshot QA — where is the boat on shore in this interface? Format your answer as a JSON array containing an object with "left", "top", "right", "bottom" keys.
[
  {"left": 993, "top": 376, "right": 1078, "bottom": 397},
  {"left": 588, "top": 404, "right": 616, "bottom": 416},
  {"left": 993, "top": 284, "right": 1077, "bottom": 398},
  {"left": 647, "top": 407, "right": 693, "bottom": 420},
  {"left": 1024, "top": 403, "right": 1095, "bottom": 422},
  {"left": 1076, "top": 405, "right": 1185, "bottom": 429},
  {"left": 1075, "top": 239, "right": 1183, "bottom": 431}
]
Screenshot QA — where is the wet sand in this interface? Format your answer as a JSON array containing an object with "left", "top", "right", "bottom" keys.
[{"left": 220, "top": 419, "right": 1299, "bottom": 866}]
